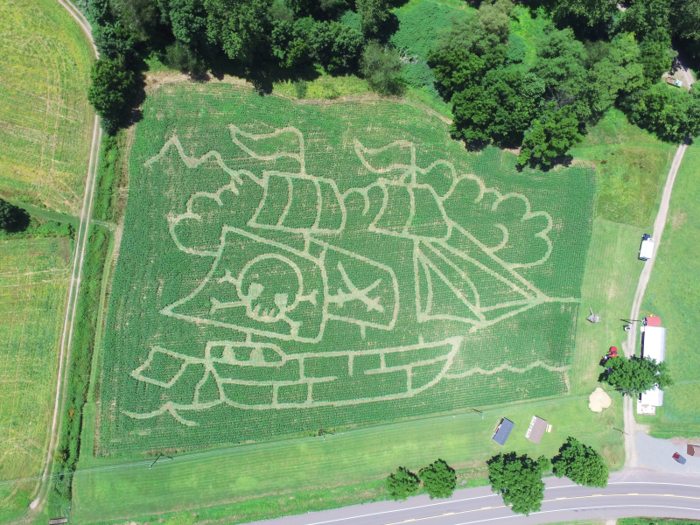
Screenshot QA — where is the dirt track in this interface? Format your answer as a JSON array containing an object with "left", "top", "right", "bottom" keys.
[
  {"left": 622, "top": 141, "right": 690, "bottom": 466},
  {"left": 26, "top": 0, "right": 102, "bottom": 518}
]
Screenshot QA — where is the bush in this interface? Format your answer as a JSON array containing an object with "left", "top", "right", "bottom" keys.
[
  {"left": 360, "top": 41, "right": 404, "bottom": 95},
  {"left": 418, "top": 459, "right": 456, "bottom": 500},
  {"left": 163, "top": 41, "right": 206, "bottom": 76},
  {"left": 386, "top": 466, "right": 420, "bottom": 501}
]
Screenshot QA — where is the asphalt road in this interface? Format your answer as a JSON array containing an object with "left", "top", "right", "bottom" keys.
[{"left": 249, "top": 470, "right": 700, "bottom": 525}]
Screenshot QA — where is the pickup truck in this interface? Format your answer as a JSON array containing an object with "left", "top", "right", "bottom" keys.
[{"left": 666, "top": 77, "right": 683, "bottom": 88}]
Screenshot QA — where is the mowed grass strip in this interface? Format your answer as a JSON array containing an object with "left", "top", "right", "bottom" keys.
[
  {"left": 0, "top": 0, "right": 94, "bottom": 214},
  {"left": 0, "top": 238, "right": 71, "bottom": 520},
  {"left": 638, "top": 143, "right": 700, "bottom": 436},
  {"left": 570, "top": 218, "right": 645, "bottom": 396},
  {"left": 72, "top": 395, "right": 622, "bottom": 523}
]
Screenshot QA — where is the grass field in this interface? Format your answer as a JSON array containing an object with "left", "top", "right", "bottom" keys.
[
  {"left": 97, "top": 83, "right": 594, "bottom": 455},
  {"left": 0, "top": 238, "right": 71, "bottom": 521},
  {"left": 73, "top": 393, "right": 622, "bottom": 523},
  {"left": 636, "top": 144, "right": 700, "bottom": 438},
  {"left": 0, "top": 0, "right": 94, "bottom": 214},
  {"left": 570, "top": 218, "right": 645, "bottom": 396},
  {"left": 570, "top": 109, "right": 676, "bottom": 229}
]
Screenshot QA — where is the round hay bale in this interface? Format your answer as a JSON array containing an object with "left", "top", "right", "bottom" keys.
[{"left": 588, "top": 387, "right": 612, "bottom": 412}]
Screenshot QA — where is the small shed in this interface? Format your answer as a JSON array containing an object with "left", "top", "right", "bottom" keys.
[
  {"left": 492, "top": 418, "right": 514, "bottom": 446},
  {"left": 687, "top": 444, "right": 700, "bottom": 457},
  {"left": 525, "top": 416, "right": 548, "bottom": 444}
]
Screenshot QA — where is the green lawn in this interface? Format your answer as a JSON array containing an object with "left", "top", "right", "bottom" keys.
[
  {"left": 0, "top": 238, "right": 71, "bottom": 522},
  {"left": 637, "top": 143, "right": 700, "bottom": 438},
  {"left": 571, "top": 109, "right": 676, "bottom": 229},
  {"left": 570, "top": 218, "right": 645, "bottom": 396},
  {"left": 72, "top": 393, "right": 622, "bottom": 523},
  {"left": 0, "top": 0, "right": 93, "bottom": 214}
]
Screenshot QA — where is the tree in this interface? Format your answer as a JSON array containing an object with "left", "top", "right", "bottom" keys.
[
  {"left": 581, "top": 32, "right": 647, "bottom": 119},
  {"left": 670, "top": 0, "right": 700, "bottom": 59},
  {"left": 518, "top": 104, "right": 582, "bottom": 167},
  {"left": 204, "top": 0, "right": 272, "bottom": 64},
  {"left": 429, "top": 48, "right": 485, "bottom": 101},
  {"left": 487, "top": 452, "right": 549, "bottom": 515},
  {"left": 550, "top": 0, "right": 616, "bottom": 34},
  {"left": 88, "top": 0, "right": 139, "bottom": 60},
  {"left": 168, "top": 0, "right": 209, "bottom": 49},
  {"left": 450, "top": 67, "right": 544, "bottom": 147},
  {"left": 620, "top": 0, "right": 672, "bottom": 40},
  {"left": 0, "top": 199, "right": 29, "bottom": 233},
  {"left": 532, "top": 28, "right": 587, "bottom": 95},
  {"left": 386, "top": 466, "right": 420, "bottom": 501},
  {"left": 639, "top": 28, "right": 676, "bottom": 81},
  {"left": 87, "top": 58, "right": 138, "bottom": 134},
  {"left": 418, "top": 459, "right": 456, "bottom": 500},
  {"left": 309, "top": 20, "right": 363, "bottom": 73},
  {"left": 552, "top": 437, "right": 609, "bottom": 488},
  {"left": 599, "top": 355, "right": 674, "bottom": 395},
  {"left": 622, "top": 83, "right": 700, "bottom": 142},
  {"left": 0, "top": 199, "right": 30, "bottom": 233},
  {"left": 356, "top": 0, "right": 390, "bottom": 36},
  {"left": 163, "top": 41, "right": 206, "bottom": 75},
  {"left": 360, "top": 41, "right": 404, "bottom": 95}
]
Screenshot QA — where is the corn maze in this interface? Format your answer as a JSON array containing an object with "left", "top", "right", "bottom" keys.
[{"left": 98, "top": 85, "right": 595, "bottom": 454}]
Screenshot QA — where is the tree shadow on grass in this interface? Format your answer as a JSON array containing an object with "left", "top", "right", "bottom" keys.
[{"left": 1, "top": 206, "right": 31, "bottom": 233}]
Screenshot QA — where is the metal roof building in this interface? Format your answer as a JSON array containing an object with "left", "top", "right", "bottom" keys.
[
  {"left": 638, "top": 320, "right": 667, "bottom": 410},
  {"left": 525, "top": 416, "right": 548, "bottom": 444},
  {"left": 492, "top": 418, "right": 514, "bottom": 446}
]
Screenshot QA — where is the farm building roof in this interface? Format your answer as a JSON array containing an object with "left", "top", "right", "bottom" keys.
[
  {"left": 641, "top": 326, "right": 666, "bottom": 363},
  {"left": 492, "top": 418, "right": 514, "bottom": 446},
  {"left": 640, "top": 384, "right": 664, "bottom": 407},
  {"left": 644, "top": 316, "right": 662, "bottom": 327},
  {"left": 525, "top": 416, "right": 547, "bottom": 444}
]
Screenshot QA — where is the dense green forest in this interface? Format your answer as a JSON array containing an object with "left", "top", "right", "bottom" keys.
[{"left": 84, "top": 0, "right": 700, "bottom": 165}]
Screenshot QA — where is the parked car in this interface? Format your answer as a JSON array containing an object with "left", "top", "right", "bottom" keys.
[{"left": 672, "top": 452, "right": 687, "bottom": 465}]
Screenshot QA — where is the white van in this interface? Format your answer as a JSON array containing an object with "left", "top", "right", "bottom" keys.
[{"left": 639, "top": 234, "right": 654, "bottom": 261}]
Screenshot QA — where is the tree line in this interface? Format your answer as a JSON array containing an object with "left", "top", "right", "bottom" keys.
[
  {"left": 86, "top": 0, "right": 404, "bottom": 133},
  {"left": 386, "top": 437, "right": 609, "bottom": 515},
  {"left": 430, "top": 0, "right": 700, "bottom": 167},
  {"left": 85, "top": 0, "right": 700, "bottom": 161}
]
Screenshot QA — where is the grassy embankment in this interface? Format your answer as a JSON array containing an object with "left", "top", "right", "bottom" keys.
[
  {"left": 46, "top": 132, "right": 128, "bottom": 520},
  {"left": 0, "top": 0, "right": 93, "bottom": 521},
  {"left": 636, "top": 143, "right": 700, "bottom": 438}
]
